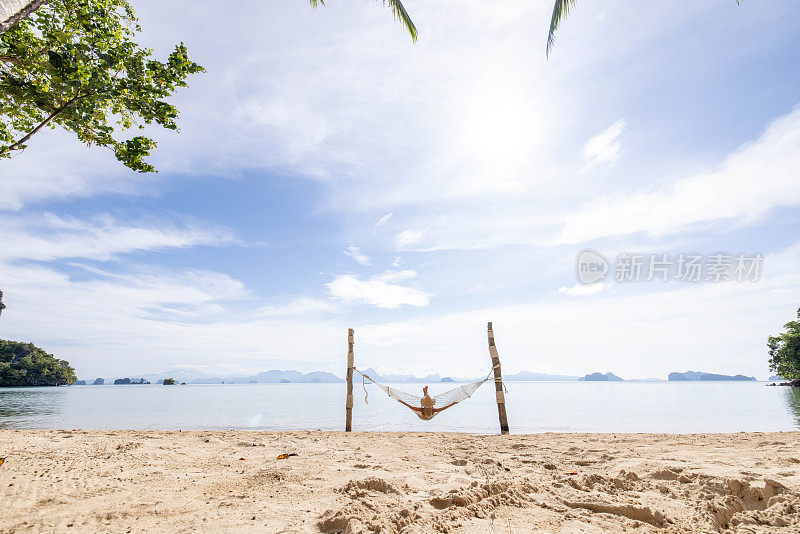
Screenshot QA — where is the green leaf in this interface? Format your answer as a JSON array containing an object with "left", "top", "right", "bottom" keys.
[
  {"left": 0, "top": 0, "right": 203, "bottom": 173},
  {"left": 547, "top": 0, "right": 576, "bottom": 57}
]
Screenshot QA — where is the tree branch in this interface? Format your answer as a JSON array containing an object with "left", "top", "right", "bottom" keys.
[
  {"left": 1, "top": 91, "right": 85, "bottom": 154},
  {"left": 0, "top": 54, "right": 22, "bottom": 65},
  {"left": 0, "top": 0, "right": 50, "bottom": 35}
]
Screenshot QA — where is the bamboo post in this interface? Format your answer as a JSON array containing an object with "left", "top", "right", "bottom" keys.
[
  {"left": 345, "top": 328, "right": 354, "bottom": 432},
  {"left": 487, "top": 322, "right": 509, "bottom": 435}
]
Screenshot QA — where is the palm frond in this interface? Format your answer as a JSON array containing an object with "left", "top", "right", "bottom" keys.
[
  {"left": 547, "top": 0, "right": 576, "bottom": 57},
  {"left": 308, "top": 0, "right": 417, "bottom": 42},
  {"left": 383, "top": 0, "right": 417, "bottom": 42}
]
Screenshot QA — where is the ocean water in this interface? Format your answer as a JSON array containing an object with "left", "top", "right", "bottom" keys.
[{"left": 1, "top": 381, "right": 799, "bottom": 434}]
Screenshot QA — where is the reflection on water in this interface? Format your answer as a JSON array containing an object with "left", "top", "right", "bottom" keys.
[
  {"left": 0, "top": 388, "right": 66, "bottom": 426},
  {"left": 783, "top": 386, "right": 800, "bottom": 424},
  {"left": 0, "top": 382, "right": 798, "bottom": 433}
]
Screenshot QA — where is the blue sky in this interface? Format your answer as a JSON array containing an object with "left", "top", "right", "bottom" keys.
[{"left": 2, "top": 0, "right": 800, "bottom": 379}]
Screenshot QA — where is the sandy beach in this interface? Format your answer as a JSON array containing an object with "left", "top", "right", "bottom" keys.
[{"left": 0, "top": 431, "right": 798, "bottom": 532}]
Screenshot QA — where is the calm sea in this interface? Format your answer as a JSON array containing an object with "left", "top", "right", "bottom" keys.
[{"left": 1, "top": 381, "right": 798, "bottom": 434}]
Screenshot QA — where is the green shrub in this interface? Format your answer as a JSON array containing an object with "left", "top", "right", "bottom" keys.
[{"left": 769, "top": 308, "right": 800, "bottom": 384}]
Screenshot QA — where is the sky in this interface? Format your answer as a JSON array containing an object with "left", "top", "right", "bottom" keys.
[{"left": 2, "top": 0, "right": 800, "bottom": 380}]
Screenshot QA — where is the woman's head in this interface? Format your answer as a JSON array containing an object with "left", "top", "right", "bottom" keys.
[{"left": 420, "top": 386, "right": 436, "bottom": 408}]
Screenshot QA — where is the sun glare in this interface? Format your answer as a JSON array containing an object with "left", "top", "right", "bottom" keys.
[{"left": 458, "top": 82, "right": 540, "bottom": 163}]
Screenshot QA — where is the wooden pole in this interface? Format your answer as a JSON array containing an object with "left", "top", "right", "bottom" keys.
[
  {"left": 345, "top": 328, "right": 354, "bottom": 432},
  {"left": 488, "top": 322, "right": 509, "bottom": 435}
]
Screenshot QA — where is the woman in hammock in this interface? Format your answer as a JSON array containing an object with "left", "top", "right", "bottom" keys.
[{"left": 396, "top": 386, "right": 458, "bottom": 421}]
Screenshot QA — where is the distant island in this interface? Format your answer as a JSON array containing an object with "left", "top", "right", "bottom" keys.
[
  {"left": 668, "top": 371, "right": 756, "bottom": 381},
  {"left": 74, "top": 368, "right": 767, "bottom": 386},
  {"left": 579, "top": 372, "right": 623, "bottom": 382},
  {"left": 79, "top": 368, "right": 584, "bottom": 385},
  {"left": 360, "top": 368, "right": 445, "bottom": 383},
  {"left": 0, "top": 339, "right": 76, "bottom": 387},
  {"left": 191, "top": 370, "right": 344, "bottom": 384},
  {"left": 113, "top": 378, "right": 150, "bottom": 385},
  {"left": 77, "top": 369, "right": 345, "bottom": 385}
]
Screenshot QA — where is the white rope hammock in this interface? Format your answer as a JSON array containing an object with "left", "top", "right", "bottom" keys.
[{"left": 352, "top": 365, "right": 504, "bottom": 421}]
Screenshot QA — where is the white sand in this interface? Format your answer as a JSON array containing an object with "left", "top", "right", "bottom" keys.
[{"left": 1, "top": 430, "right": 799, "bottom": 532}]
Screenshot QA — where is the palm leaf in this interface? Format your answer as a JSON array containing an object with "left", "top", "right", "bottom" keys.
[
  {"left": 309, "top": 0, "right": 417, "bottom": 42},
  {"left": 383, "top": 0, "right": 417, "bottom": 42},
  {"left": 547, "top": 0, "right": 576, "bottom": 57}
]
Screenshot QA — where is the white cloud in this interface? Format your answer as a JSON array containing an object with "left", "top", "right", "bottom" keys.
[
  {"left": 393, "top": 229, "right": 426, "bottom": 249},
  {"left": 582, "top": 119, "right": 626, "bottom": 172},
  {"left": 0, "top": 262, "right": 246, "bottom": 337},
  {"left": 256, "top": 296, "right": 336, "bottom": 317},
  {"left": 373, "top": 269, "right": 418, "bottom": 283},
  {"left": 561, "top": 107, "right": 800, "bottom": 244},
  {"left": 0, "top": 213, "right": 235, "bottom": 263},
  {"left": 369, "top": 106, "right": 800, "bottom": 253},
  {"left": 343, "top": 245, "right": 371, "bottom": 265},
  {"left": 372, "top": 212, "right": 393, "bottom": 236},
  {"left": 326, "top": 271, "right": 430, "bottom": 309},
  {"left": 558, "top": 282, "right": 609, "bottom": 296},
  {"left": 88, "top": 268, "right": 248, "bottom": 310},
  {"left": 0, "top": 130, "right": 144, "bottom": 211}
]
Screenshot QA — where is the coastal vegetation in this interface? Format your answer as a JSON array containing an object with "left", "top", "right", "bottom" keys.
[
  {"left": 163, "top": 378, "right": 175, "bottom": 385},
  {"left": 0, "top": 339, "right": 76, "bottom": 386},
  {"left": 113, "top": 378, "right": 149, "bottom": 385},
  {"left": 768, "top": 308, "right": 800, "bottom": 386}
]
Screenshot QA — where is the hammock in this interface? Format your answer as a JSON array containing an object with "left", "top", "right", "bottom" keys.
[{"left": 353, "top": 366, "right": 501, "bottom": 420}]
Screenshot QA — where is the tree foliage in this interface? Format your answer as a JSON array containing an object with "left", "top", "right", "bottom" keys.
[
  {"left": 0, "top": 339, "right": 77, "bottom": 386},
  {"left": 0, "top": 0, "right": 204, "bottom": 172},
  {"left": 163, "top": 377, "right": 175, "bottom": 385},
  {"left": 768, "top": 308, "right": 800, "bottom": 383},
  {"left": 0, "top": 289, "right": 5, "bottom": 316}
]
